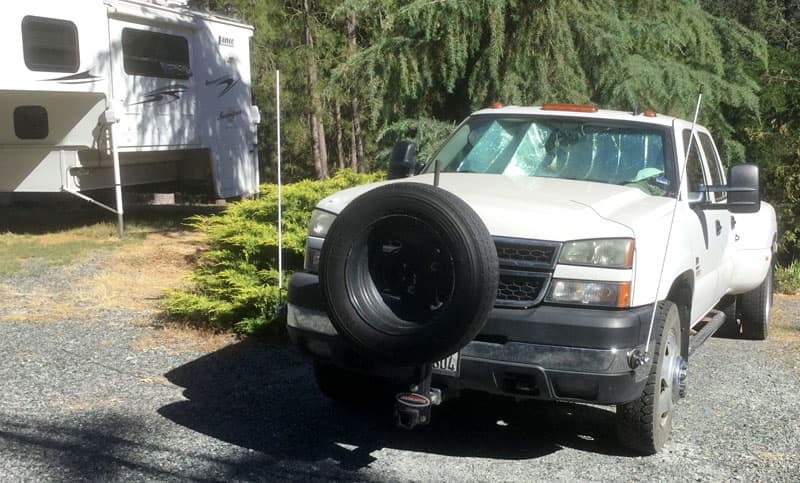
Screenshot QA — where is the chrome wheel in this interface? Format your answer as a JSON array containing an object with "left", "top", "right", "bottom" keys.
[
  {"left": 657, "top": 325, "right": 681, "bottom": 430},
  {"left": 763, "top": 269, "right": 772, "bottom": 323}
]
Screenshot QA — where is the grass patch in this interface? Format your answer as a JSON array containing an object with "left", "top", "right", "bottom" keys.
[
  {"left": 776, "top": 260, "right": 800, "bottom": 295},
  {"left": 0, "top": 204, "right": 218, "bottom": 276},
  {"left": 770, "top": 294, "right": 800, "bottom": 343},
  {"left": 0, "top": 236, "right": 105, "bottom": 275},
  {"left": 0, "top": 221, "right": 167, "bottom": 275},
  {"left": 0, "top": 227, "right": 205, "bottom": 325}
]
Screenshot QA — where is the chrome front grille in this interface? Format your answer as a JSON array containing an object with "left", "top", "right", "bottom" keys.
[{"left": 493, "top": 237, "right": 560, "bottom": 309}]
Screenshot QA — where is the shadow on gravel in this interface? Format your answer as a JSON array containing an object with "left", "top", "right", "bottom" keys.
[
  {"left": 159, "top": 339, "right": 633, "bottom": 473},
  {"left": 0, "top": 414, "right": 199, "bottom": 481}
]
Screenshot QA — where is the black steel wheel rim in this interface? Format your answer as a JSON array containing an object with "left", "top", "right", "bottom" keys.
[{"left": 344, "top": 214, "right": 456, "bottom": 335}]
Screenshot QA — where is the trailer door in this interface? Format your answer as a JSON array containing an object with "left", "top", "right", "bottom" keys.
[
  {"left": 195, "top": 21, "right": 259, "bottom": 198},
  {"left": 107, "top": 18, "right": 199, "bottom": 149}
]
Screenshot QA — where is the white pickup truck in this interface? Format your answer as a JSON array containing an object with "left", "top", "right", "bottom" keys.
[{"left": 287, "top": 104, "right": 778, "bottom": 454}]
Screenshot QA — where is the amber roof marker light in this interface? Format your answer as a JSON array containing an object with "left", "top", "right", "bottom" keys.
[{"left": 541, "top": 103, "right": 598, "bottom": 113}]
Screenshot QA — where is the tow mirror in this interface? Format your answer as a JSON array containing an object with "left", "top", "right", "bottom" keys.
[
  {"left": 388, "top": 140, "right": 416, "bottom": 179},
  {"left": 727, "top": 163, "right": 760, "bottom": 214}
]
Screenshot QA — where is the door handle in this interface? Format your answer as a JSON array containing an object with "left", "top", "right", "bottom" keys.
[
  {"left": 731, "top": 215, "right": 736, "bottom": 229},
  {"left": 715, "top": 220, "right": 722, "bottom": 236}
]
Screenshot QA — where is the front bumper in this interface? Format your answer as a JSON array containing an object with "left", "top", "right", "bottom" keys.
[{"left": 288, "top": 272, "right": 655, "bottom": 405}]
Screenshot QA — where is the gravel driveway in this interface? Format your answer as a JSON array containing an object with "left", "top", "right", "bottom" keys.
[{"left": 1, "top": 251, "right": 798, "bottom": 481}]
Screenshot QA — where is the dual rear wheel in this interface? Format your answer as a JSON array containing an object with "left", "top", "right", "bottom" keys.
[{"left": 718, "top": 263, "right": 774, "bottom": 340}]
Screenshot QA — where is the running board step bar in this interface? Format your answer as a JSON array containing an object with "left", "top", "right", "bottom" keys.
[{"left": 689, "top": 309, "right": 726, "bottom": 355}]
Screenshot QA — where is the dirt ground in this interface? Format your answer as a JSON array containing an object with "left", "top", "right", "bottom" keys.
[
  {"left": 1, "top": 203, "right": 798, "bottom": 481},
  {"left": 0, "top": 202, "right": 236, "bottom": 352}
]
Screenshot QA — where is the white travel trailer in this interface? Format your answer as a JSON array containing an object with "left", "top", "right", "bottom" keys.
[{"left": 0, "top": 0, "right": 260, "bottom": 232}]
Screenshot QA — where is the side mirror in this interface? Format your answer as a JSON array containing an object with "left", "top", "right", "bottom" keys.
[
  {"left": 727, "top": 163, "right": 760, "bottom": 213},
  {"left": 387, "top": 140, "right": 416, "bottom": 179}
]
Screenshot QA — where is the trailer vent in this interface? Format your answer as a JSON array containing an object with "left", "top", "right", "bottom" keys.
[{"left": 14, "top": 106, "right": 49, "bottom": 140}]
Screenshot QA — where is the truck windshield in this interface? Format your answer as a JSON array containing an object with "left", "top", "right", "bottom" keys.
[{"left": 424, "top": 116, "right": 671, "bottom": 194}]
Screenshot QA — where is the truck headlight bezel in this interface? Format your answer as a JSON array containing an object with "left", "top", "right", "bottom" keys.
[
  {"left": 558, "top": 238, "right": 634, "bottom": 269},
  {"left": 307, "top": 209, "right": 336, "bottom": 238}
]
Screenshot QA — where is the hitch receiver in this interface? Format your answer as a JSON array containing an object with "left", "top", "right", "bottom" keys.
[{"left": 393, "top": 363, "right": 441, "bottom": 429}]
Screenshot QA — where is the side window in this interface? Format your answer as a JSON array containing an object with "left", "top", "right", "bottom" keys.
[
  {"left": 22, "top": 16, "right": 79, "bottom": 73},
  {"left": 698, "top": 132, "right": 726, "bottom": 201},
  {"left": 682, "top": 130, "right": 707, "bottom": 193},
  {"left": 122, "top": 28, "right": 191, "bottom": 79}
]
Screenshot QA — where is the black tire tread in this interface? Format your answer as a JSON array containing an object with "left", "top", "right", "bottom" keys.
[
  {"left": 714, "top": 295, "right": 740, "bottom": 338},
  {"left": 616, "top": 300, "right": 678, "bottom": 455},
  {"left": 319, "top": 182, "right": 498, "bottom": 365},
  {"left": 737, "top": 264, "right": 772, "bottom": 340}
]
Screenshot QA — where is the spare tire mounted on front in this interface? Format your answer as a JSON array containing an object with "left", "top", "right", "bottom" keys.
[{"left": 319, "top": 182, "right": 498, "bottom": 366}]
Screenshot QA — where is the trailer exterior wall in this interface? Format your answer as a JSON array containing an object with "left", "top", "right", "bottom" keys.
[{"left": 0, "top": 0, "right": 259, "bottom": 198}]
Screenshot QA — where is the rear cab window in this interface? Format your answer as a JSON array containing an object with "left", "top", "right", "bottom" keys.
[
  {"left": 682, "top": 129, "right": 709, "bottom": 196},
  {"left": 698, "top": 132, "right": 727, "bottom": 202}
]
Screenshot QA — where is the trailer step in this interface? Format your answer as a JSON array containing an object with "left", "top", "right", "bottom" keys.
[{"left": 689, "top": 309, "right": 726, "bottom": 355}]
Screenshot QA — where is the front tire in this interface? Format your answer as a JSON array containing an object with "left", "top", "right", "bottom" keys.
[{"left": 616, "top": 301, "right": 684, "bottom": 454}]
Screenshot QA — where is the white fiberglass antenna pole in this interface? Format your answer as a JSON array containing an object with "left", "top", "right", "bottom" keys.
[
  {"left": 643, "top": 87, "right": 704, "bottom": 355},
  {"left": 276, "top": 69, "right": 284, "bottom": 311}
]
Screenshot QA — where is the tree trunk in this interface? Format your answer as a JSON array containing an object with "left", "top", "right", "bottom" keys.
[
  {"left": 334, "top": 103, "right": 346, "bottom": 170},
  {"left": 346, "top": 11, "right": 364, "bottom": 172},
  {"left": 304, "top": 0, "right": 328, "bottom": 180}
]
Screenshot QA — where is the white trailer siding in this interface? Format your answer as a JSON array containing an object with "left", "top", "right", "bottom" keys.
[{"left": 0, "top": 0, "right": 259, "bottom": 198}]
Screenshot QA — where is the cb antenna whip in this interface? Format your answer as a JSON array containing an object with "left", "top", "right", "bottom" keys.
[
  {"left": 642, "top": 85, "right": 704, "bottom": 357},
  {"left": 276, "top": 69, "right": 284, "bottom": 314}
]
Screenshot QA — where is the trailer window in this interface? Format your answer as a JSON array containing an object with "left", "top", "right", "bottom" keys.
[
  {"left": 21, "top": 16, "right": 79, "bottom": 73},
  {"left": 122, "top": 28, "right": 191, "bottom": 79},
  {"left": 14, "top": 105, "right": 49, "bottom": 139}
]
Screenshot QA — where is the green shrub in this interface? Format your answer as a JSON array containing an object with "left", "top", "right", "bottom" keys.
[
  {"left": 164, "top": 169, "right": 384, "bottom": 333},
  {"left": 776, "top": 260, "right": 800, "bottom": 295}
]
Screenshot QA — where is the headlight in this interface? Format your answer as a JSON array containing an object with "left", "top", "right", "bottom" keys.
[
  {"left": 547, "top": 280, "right": 631, "bottom": 307},
  {"left": 307, "top": 209, "right": 336, "bottom": 238},
  {"left": 559, "top": 238, "right": 634, "bottom": 269}
]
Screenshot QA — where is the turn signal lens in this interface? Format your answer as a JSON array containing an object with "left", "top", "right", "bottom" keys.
[
  {"left": 541, "top": 103, "right": 598, "bottom": 113},
  {"left": 547, "top": 280, "right": 631, "bottom": 308}
]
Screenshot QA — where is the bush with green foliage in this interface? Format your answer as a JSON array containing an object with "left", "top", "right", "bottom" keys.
[
  {"left": 164, "top": 169, "right": 384, "bottom": 333},
  {"left": 776, "top": 260, "right": 800, "bottom": 295}
]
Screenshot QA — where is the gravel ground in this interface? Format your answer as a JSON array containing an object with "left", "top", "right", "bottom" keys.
[{"left": 1, "top": 252, "right": 798, "bottom": 481}]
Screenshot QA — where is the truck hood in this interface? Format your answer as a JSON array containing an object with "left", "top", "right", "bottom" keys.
[{"left": 315, "top": 173, "right": 676, "bottom": 241}]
